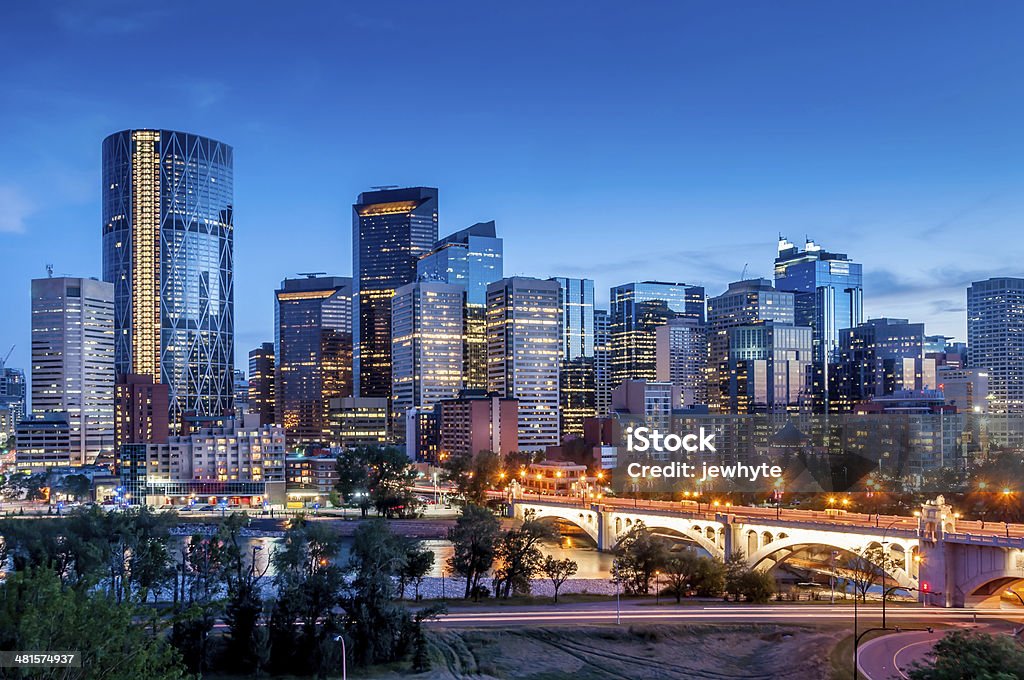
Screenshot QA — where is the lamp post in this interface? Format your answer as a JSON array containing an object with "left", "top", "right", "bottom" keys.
[
  {"left": 332, "top": 635, "right": 347, "bottom": 680},
  {"left": 880, "top": 518, "right": 901, "bottom": 630},
  {"left": 655, "top": 571, "right": 661, "bottom": 606}
]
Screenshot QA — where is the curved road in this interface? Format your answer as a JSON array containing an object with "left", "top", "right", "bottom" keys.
[{"left": 858, "top": 630, "right": 938, "bottom": 679}]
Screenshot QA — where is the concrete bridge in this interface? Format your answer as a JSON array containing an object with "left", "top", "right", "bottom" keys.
[{"left": 510, "top": 493, "right": 1024, "bottom": 608}]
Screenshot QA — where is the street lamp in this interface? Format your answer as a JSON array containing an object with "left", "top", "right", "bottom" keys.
[
  {"left": 655, "top": 571, "right": 661, "bottom": 606},
  {"left": 332, "top": 635, "right": 347, "bottom": 680},
  {"left": 879, "top": 518, "right": 901, "bottom": 630}
]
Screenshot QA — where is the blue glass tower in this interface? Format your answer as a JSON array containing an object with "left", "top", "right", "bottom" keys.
[
  {"left": 774, "top": 238, "right": 863, "bottom": 411},
  {"left": 102, "top": 129, "right": 234, "bottom": 433}
]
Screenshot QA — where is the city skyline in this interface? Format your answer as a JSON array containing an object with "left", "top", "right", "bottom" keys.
[{"left": 2, "top": 2, "right": 1024, "bottom": 375}]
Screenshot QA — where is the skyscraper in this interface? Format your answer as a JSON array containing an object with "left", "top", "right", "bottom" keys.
[
  {"left": 0, "top": 358, "right": 26, "bottom": 444},
  {"left": 30, "top": 277, "right": 115, "bottom": 465},
  {"left": 550, "top": 277, "right": 596, "bottom": 436},
  {"left": 707, "top": 279, "right": 795, "bottom": 411},
  {"left": 774, "top": 238, "right": 863, "bottom": 411},
  {"left": 610, "top": 281, "right": 705, "bottom": 387},
  {"left": 417, "top": 221, "right": 503, "bottom": 390},
  {"left": 594, "top": 309, "right": 612, "bottom": 417},
  {"left": 724, "top": 322, "right": 812, "bottom": 413},
  {"left": 352, "top": 187, "right": 438, "bottom": 398},
  {"left": 391, "top": 280, "right": 465, "bottom": 442},
  {"left": 487, "top": 277, "right": 561, "bottom": 451},
  {"left": 832, "top": 318, "right": 937, "bottom": 410},
  {"left": 655, "top": 317, "right": 708, "bottom": 407},
  {"left": 102, "top": 129, "right": 234, "bottom": 433},
  {"left": 967, "top": 277, "right": 1024, "bottom": 414},
  {"left": 248, "top": 342, "right": 275, "bottom": 426},
  {"left": 275, "top": 276, "right": 353, "bottom": 446}
]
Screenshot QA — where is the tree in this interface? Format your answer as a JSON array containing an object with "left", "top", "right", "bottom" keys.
[
  {"left": 399, "top": 542, "right": 435, "bottom": 600},
  {"left": 610, "top": 522, "right": 670, "bottom": 595},
  {"left": 735, "top": 569, "right": 775, "bottom": 603},
  {"left": 723, "top": 550, "right": 748, "bottom": 601},
  {"left": 907, "top": 630, "right": 1024, "bottom": 679},
  {"left": 335, "top": 445, "right": 420, "bottom": 518},
  {"left": 442, "top": 450, "right": 503, "bottom": 505},
  {"left": 447, "top": 504, "right": 501, "bottom": 600},
  {"left": 493, "top": 515, "right": 556, "bottom": 599},
  {"left": 58, "top": 473, "right": 92, "bottom": 502},
  {"left": 541, "top": 555, "right": 578, "bottom": 603},
  {"left": 0, "top": 569, "right": 186, "bottom": 680},
  {"left": 335, "top": 447, "right": 373, "bottom": 516},
  {"left": 841, "top": 545, "right": 899, "bottom": 603},
  {"left": 663, "top": 550, "right": 703, "bottom": 603}
]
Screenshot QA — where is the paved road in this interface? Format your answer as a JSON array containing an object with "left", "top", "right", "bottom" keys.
[
  {"left": 858, "top": 630, "right": 939, "bottom": 680},
  {"left": 431, "top": 601, "right": 1020, "bottom": 628}
]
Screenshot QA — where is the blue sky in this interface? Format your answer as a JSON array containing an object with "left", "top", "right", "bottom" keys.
[{"left": 1, "top": 1, "right": 1022, "bottom": 372}]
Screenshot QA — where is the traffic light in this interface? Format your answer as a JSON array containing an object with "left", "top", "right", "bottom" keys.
[{"left": 921, "top": 582, "right": 930, "bottom": 592}]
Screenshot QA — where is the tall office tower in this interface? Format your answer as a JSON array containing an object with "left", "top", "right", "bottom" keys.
[
  {"left": 967, "top": 277, "right": 1024, "bottom": 414},
  {"left": 275, "top": 276, "right": 353, "bottom": 446},
  {"left": 247, "top": 343, "right": 275, "bottom": 426},
  {"left": 722, "top": 322, "right": 812, "bottom": 413},
  {"left": 487, "top": 277, "right": 561, "bottom": 452},
  {"left": 706, "top": 279, "right": 795, "bottom": 412},
  {"left": 30, "top": 277, "right": 115, "bottom": 465},
  {"left": 352, "top": 187, "right": 439, "bottom": 398},
  {"left": 594, "top": 309, "right": 613, "bottom": 417},
  {"left": 417, "top": 221, "right": 503, "bottom": 390},
  {"left": 610, "top": 281, "right": 705, "bottom": 388},
  {"left": 832, "top": 318, "right": 937, "bottom": 410},
  {"left": 774, "top": 238, "right": 863, "bottom": 411},
  {"left": 656, "top": 317, "right": 708, "bottom": 407},
  {"left": 233, "top": 370, "right": 249, "bottom": 416},
  {"left": 391, "top": 280, "right": 465, "bottom": 442},
  {"left": 611, "top": 380, "right": 680, "bottom": 433},
  {"left": 549, "top": 277, "right": 596, "bottom": 437},
  {"left": 0, "top": 359, "right": 26, "bottom": 442},
  {"left": 114, "top": 373, "right": 169, "bottom": 450},
  {"left": 102, "top": 129, "right": 234, "bottom": 434}
]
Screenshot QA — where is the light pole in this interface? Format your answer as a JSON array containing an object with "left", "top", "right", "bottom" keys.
[
  {"left": 655, "top": 571, "right": 661, "bottom": 606},
  {"left": 830, "top": 550, "right": 838, "bottom": 605},
  {"left": 880, "top": 518, "right": 901, "bottom": 630},
  {"left": 333, "top": 635, "right": 347, "bottom": 680},
  {"left": 615, "top": 578, "right": 621, "bottom": 624}
]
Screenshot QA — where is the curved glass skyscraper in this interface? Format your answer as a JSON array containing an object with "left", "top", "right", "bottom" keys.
[{"left": 102, "top": 129, "right": 234, "bottom": 433}]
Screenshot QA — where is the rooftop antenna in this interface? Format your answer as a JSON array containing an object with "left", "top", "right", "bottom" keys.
[
  {"left": 46, "top": 264, "right": 53, "bottom": 278},
  {"left": 296, "top": 272, "right": 327, "bottom": 279}
]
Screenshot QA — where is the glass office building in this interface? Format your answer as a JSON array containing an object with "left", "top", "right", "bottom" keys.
[
  {"left": 275, "top": 276, "right": 353, "bottom": 446},
  {"left": 353, "top": 187, "right": 438, "bottom": 398},
  {"left": 417, "top": 221, "right": 502, "bottom": 390},
  {"left": 102, "top": 129, "right": 234, "bottom": 434},
  {"left": 968, "top": 277, "right": 1024, "bottom": 415},
  {"left": 610, "top": 281, "right": 705, "bottom": 387},
  {"left": 774, "top": 238, "right": 863, "bottom": 411},
  {"left": 594, "top": 309, "right": 613, "bottom": 417},
  {"left": 550, "top": 277, "right": 596, "bottom": 436}
]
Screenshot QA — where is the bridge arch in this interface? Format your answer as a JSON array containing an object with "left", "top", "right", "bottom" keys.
[
  {"left": 747, "top": 534, "right": 918, "bottom": 590},
  {"left": 514, "top": 504, "right": 600, "bottom": 545},
  {"left": 631, "top": 524, "right": 723, "bottom": 558},
  {"left": 959, "top": 570, "right": 1024, "bottom": 608}
]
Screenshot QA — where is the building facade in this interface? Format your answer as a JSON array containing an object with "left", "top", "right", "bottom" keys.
[
  {"left": 438, "top": 391, "right": 518, "bottom": 459},
  {"left": 594, "top": 309, "right": 613, "bottom": 417},
  {"left": 16, "top": 412, "right": 72, "bottom": 470},
  {"left": 722, "top": 322, "right": 813, "bottom": 413},
  {"left": 30, "top": 277, "right": 115, "bottom": 465},
  {"left": 352, "top": 187, "right": 438, "bottom": 398},
  {"left": 114, "top": 373, "right": 169, "bottom": 451},
  {"left": 275, "top": 276, "right": 353, "bottom": 446},
  {"left": 0, "top": 359, "right": 26, "bottom": 443},
  {"left": 248, "top": 342, "right": 275, "bottom": 426},
  {"left": 551, "top": 277, "right": 596, "bottom": 437},
  {"left": 327, "top": 397, "right": 389, "bottom": 448},
  {"left": 967, "top": 277, "right": 1024, "bottom": 414},
  {"left": 417, "top": 221, "right": 503, "bottom": 390},
  {"left": 102, "top": 129, "right": 235, "bottom": 433},
  {"left": 391, "top": 280, "right": 465, "bottom": 442},
  {"left": 832, "top": 318, "right": 937, "bottom": 410},
  {"left": 487, "top": 277, "right": 561, "bottom": 451}
]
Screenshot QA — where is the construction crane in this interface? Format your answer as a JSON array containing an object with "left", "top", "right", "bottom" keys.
[
  {"left": 740, "top": 263, "right": 748, "bottom": 280},
  {"left": 1, "top": 345, "right": 13, "bottom": 366}
]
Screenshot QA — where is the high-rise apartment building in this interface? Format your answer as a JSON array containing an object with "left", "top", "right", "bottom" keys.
[
  {"left": 774, "top": 238, "right": 863, "bottom": 411},
  {"left": 30, "top": 277, "right": 115, "bottom": 465},
  {"left": 352, "top": 187, "right": 438, "bottom": 398},
  {"left": 551, "top": 277, "right": 596, "bottom": 437},
  {"left": 248, "top": 343, "right": 275, "bottom": 426},
  {"left": 114, "top": 373, "right": 169, "bottom": 450},
  {"left": 438, "top": 390, "right": 519, "bottom": 459},
  {"left": 102, "top": 129, "right": 234, "bottom": 432},
  {"left": 417, "top": 221, "right": 502, "bottom": 390},
  {"left": 594, "top": 309, "right": 613, "bottom": 417},
  {"left": 487, "top": 277, "right": 561, "bottom": 451},
  {"left": 655, "top": 317, "right": 708, "bottom": 407},
  {"left": 0, "top": 359, "right": 26, "bottom": 443},
  {"left": 610, "top": 281, "right": 705, "bottom": 387},
  {"left": 391, "top": 280, "right": 465, "bottom": 442},
  {"left": 967, "top": 277, "right": 1024, "bottom": 414},
  {"left": 707, "top": 279, "right": 795, "bottom": 412},
  {"left": 275, "top": 276, "right": 353, "bottom": 446}
]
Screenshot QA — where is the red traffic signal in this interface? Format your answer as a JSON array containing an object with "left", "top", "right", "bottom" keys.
[{"left": 921, "top": 582, "right": 930, "bottom": 592}]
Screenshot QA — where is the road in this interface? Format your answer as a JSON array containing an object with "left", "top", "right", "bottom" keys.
[
  {"left": 430, "top": 601, "right": 1022, "bottom": 629},
  {"left": 858, "top": 630, "right": 940, "bottom": 680}
]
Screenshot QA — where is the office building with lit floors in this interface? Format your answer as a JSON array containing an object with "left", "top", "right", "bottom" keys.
[
  {"left": 417, "top": 221, "right": 503, "bottom": 390},
  {"left": 967, "top": 277, "right": 1024, "bottom": 446},
  {"left": 114, "top": 373, "right": 169, "bottom": 451},
  {"left": 487, "top": 277, "right": 561, "bottom": 451},
  {"left": 550, "top": 277, "right": 596, "bottom": 437},
  {"left": 327, "top": 397, "right": 389, "bottom": 448},
  {"left": 391, "top": 280, "right": 465, "bottom": 442},
  {"left": 610, "top": 281, "right": 705, "bottom": 386},
  {"left": 438, "top": 390, "right": 518, "bottom": 460},
  {"left": 594, "top": 309, "right": 612, "bottom": 416},
  {"left": 275, "top": 276, "right": 353, "bottom": 445},
  {"left": 247, "top": 342, "right": 275, "bottom": 426},
  {"left": 774, "top": 237, "right": 863, "bottom": 411},
  {"left": 15, "top": 412, "right": 72, "bottom": 471},
  {"left": 30, "top": 277, "right": 115, "bottom": 465},
  {"left": 656, "top": 317, "right": 708, "bottom": 407},
  {"left": 352, "top": 187, "right": 439, "bottom": 398},
  {"left": 0, "top": 358, "right": 26, "bottom": 443},
  {"left": 722, "top": 322, "right": 813, "bottom": 414},
  {"left": 118, "top": 414, "right": 285, "bottom": 507},
  {"left": 102, "top": 129, "right": 235, "bottom": 433}
]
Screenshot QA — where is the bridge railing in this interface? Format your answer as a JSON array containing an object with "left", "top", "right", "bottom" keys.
[{"left": 944, "top": 532, "right": 1024, "bottom": 547}]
